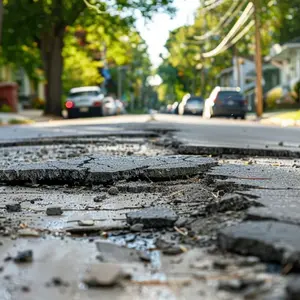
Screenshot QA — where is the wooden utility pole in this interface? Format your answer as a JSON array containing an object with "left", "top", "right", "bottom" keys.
[{"left": 254, "top": 0, "right": 263, "bottom": 117}]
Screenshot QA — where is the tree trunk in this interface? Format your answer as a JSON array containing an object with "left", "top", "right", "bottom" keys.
[
  {"left": 0, "top": 0, "right": 3, "bottom": 45},
  {"left": 40, "top": 27, "right": 65, "bottom": 116}
]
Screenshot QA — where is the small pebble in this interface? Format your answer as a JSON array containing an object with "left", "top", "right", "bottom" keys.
[
  {"left": 162, "top": 246, "right": 184, "bottom": 255},
  {"left": 93, "top": 194, "right": 107, "bottom": 202},
  {"left": 21, "top": 286, "right": 31, "bottom": 292},
  {"left": 46, "top": 207, "right": 63, "bottom": 216},
  {"left": 14, "top": 250, "right": 33, "bottom": 263},
  {"left": 130, "top": 223, "right": 144, "bottom": 232},
  {"left": 107, "top": 187, "right": 119, "bottom": 196},
  {"left": 5, "top": 203, "right": 21, "bottom": 212},
  {"left": 78, "top": 220, "right": 95, "bottom": 226},
  {"left": 18, "top": 228, "right": 40, "bottom": 237},
  {"left": 174, "top": 218, "right": 188, "bottom": 228}
]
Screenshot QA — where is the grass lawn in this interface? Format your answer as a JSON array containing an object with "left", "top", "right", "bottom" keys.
[{"left": 273, "top": 110, "right": 300, "bottom": 120}]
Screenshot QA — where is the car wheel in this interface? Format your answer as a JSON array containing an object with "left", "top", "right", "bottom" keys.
[{"left": 240, "top": 114, "right": 246, "bottom": 120}]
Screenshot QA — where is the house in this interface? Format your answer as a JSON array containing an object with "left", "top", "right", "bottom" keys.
[
  {"left": 270, "top": 37, "right": 300, "bottom": 92},
  {"left": 218, "top": 56, "right": 280, "bottom": 111},
  {"left": 217, "top": 56, "right": 255, "bottom": 92},
  {"left": 0, "top": 65, "right": 46, "bottom": 110}
]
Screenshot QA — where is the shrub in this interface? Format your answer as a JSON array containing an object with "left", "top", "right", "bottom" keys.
[
  {"left": 32, "top": 97, "right": 45, "bottom": 110},
  {"left": 0, "top": 104, "right": 12, "bottom": 112}
]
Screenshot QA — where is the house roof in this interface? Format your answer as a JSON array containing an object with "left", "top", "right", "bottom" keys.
[
  {"left": 270, "top": 39, "right": 300, "bottom": 60},
  {"left": 217, "top": 67, "right": 233, "bottom": 78}
]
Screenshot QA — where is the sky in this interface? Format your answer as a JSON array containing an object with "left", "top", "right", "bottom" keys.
[{"left": 136, "top": 0, "right": 200, "bottom": 68}]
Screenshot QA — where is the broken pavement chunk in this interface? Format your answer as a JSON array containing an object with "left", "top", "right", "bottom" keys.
[
  {"left": 286, "top": 276, "right": 300, "bottom": 300},
  {"left": 78, "top": 220, "right": 94, "bottom": 226},
  {"left": 206, "top": 194, "right": 262, "bottom": 214},
  {"left": 83, "top": 263, "right": 124, "bottom": 287},
  {"left": 5, "top": 202, "right": 21, "bottom": 212},
  {"left": 108, "top": 187, "right": 119, "bottom": 196},
  {"left": 130, "top": 223, "right": 144, "bottom": 232},
  {"left": 46, "top": 206, "right": 63, "bottom": 216},
  {"left": 96, "top": 241, "right": 143, "bottom": 263},
  {"left": 14, "top": 250, "right": 33, "bottom": 263},
  {"left": 218, "top": 221, "right": 300, "bottom": 266},
  {"left": 18, "top": 228, "right": 40, "bottom": 237},
  {"left": 93, "top": 194, "right": 107, "bottom": 202},
  {"left": 126, "top": 207, "right": 178, "bottom": 229},
  {"left": 0, "top": 155, "right": 216, "bottom": 185}
]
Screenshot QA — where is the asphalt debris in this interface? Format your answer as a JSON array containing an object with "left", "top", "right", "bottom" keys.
[
  {"left": 126, "top": 207, "right": 178, "bottom": 229},
  {"left": 46, "top": 206, "right": 63, "bottom": 216},
  {"left": 93, "top": 194, "right": 107, "bottom": 202},
  {"left": 83, "top": 263, "right": 125, "bottom": 287},
  {"left": 78, "top": 220, "right": 95, "bottom": 226},
  {"left": 5, "top": 202, "right": 21, "bottom": 212},
  {"left": 286, "top": 276, "right": 300, "bottom": 300},
  {"left": 14, "top": 250, "right": 33, "bottom": 263},
  {"left": 206, "top": 193, "right": 262, "bottom": 214},
  {"left": 218, "top": 221, "right": 300, "bottom": 267},
  {"left": 108, "top": 187, "right": 119, "bottom": 195},
  {"left": 130, "top": 223, "right": 144, "bottom": 232}
]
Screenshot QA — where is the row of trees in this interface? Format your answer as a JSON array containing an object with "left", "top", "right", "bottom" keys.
[
  {"left": 157, "top": 0, "right": 300, "bottom": 104},
  {"left": 0, "top": 0, "right": 174, "bottom": 116}
]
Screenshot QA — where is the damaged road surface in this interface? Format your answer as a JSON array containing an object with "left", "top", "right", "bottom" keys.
[{"left": 1, "top": 131, "right": 300, "bottom": 300}]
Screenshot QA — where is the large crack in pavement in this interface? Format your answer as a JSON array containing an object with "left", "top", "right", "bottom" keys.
[{"left": 1, "top": 131, "right": 300, "bottom": 299}]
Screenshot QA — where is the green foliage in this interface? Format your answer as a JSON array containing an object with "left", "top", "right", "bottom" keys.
[
  {"left": 32, "top": 97, "right": 45, "bottom": 110},
  {"left": 0, "top": 104, "right": 12, "bottom": 112},
  {"left": 8, "top": 118, "right": 34, "bottom": 125},
  {"left": 158, "top": 0, "right": 300, "bottom": 103},
  {"left": 2, "top": 0, "right": 174, "bottom": 115}
]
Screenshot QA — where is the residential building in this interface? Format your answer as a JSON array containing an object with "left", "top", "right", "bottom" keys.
[
  {"left": 218, "top": 56, "right": 280, "bottom": 111},
  {"left": 270, "top": 37, "right": 300, "bottom": 92}
]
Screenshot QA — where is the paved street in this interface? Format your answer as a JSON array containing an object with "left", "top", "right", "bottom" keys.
[
  {"left": 1, "top": 114, "right": 300, "bottom": 299},
  {"left": 1, "top": 114, "right": 300, "bottom": 150}
]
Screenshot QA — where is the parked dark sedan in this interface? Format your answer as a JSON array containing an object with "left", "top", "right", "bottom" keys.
[
  {"left": 178, "top": 95, "right": 204, "bottom": 115},
  {"left": 203, "top": 87, "right": 248, "bottom": 119}
]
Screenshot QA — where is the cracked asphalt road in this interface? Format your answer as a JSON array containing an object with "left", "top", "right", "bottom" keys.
[{"left": 1, "top": 114, "right": 300, "bottom": 299}]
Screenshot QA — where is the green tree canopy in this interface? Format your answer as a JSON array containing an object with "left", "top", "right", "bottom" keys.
[{"left": 2, "top": 0, "right": 174, "bottom": 115}]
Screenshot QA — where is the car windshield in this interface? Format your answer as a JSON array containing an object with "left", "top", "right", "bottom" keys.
[
  {"left": 217, "top": 91, "right": 243, "bottom": 100},
  {"left": 69, "top": 91, "right": 100, "bottom": 97},
  {"left": 187, "top": 97, "right": 203, "bottom": 104}
]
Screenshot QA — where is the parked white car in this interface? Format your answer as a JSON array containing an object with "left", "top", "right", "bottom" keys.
[{"left": 65, "top": 86, "right": 117, "bottom": 118}]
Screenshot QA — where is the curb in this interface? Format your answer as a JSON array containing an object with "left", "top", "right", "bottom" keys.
[
  {"left": 260, "top": 118, "right": 300, "bottom": 127},
  {"left": 177, "top": 144, "right": 300, "bottom": 158}
]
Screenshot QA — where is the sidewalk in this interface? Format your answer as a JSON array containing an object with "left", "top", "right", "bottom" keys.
[
  {"left": 246, "top": 110, "right": 300, "bottom": 127},
  {"left": 259, "top": 110, "right": 300, "bottom": 127},
  {"left": 0, "top": 109, "right": 61, "bottom": 125}
]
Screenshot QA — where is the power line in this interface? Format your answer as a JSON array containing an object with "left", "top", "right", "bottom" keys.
[
  {"left": 220, "top": 20, "right": 255, "bottom": 53},
  {"left": 203, "top": 0, "right": 226, "bottom": 12},
  {"left": 202, "top": 2, "right": 254, "bottom": 58},
  {"left": 194, "top": 0, "right": 247, "bottom": 41},
  {"left": 204, "top": 0, "right": 221, "bottom": 6}
]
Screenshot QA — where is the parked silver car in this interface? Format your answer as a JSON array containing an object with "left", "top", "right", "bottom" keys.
[
  {"left": 178, "top": 94, "right": 204, "bottom": 115},
  {"left": 65, "top": 86, "right": 117, "bottom": 118},
  {"left": 203, "top": 87, "right": 248, "bottom": 119}
]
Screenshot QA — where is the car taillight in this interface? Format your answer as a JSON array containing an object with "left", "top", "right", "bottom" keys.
[
  {"left": 65, "top": 100, "right": 74, "bottom": 109},
  {"left": 93, "top": 101, "right": 102, "bottom": 107}
]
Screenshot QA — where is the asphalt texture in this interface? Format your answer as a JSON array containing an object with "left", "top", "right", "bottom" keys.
[
  {"left": 0, "top": 114, "right": 300, "bottom": 150},
  {"left": 1, "top": 113, "right": 300, "bottom": 299}
]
